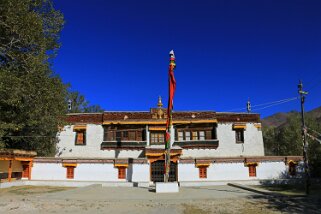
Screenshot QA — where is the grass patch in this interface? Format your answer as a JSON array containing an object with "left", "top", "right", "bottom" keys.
[{"left": 182, "top": 204, "right": 210, "bottom": 214}]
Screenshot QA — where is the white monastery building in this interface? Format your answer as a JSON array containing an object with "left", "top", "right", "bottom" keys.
[{"left": 0, "top": 98, "right": 302, "bottom": 185}]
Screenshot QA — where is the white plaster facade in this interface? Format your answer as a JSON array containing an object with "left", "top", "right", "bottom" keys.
[
  {"left": 56, "top": 122, "right": 264, "bottom": 159},
  {"left": 57, "top": 125, "right": 144, "bottom": 158}
]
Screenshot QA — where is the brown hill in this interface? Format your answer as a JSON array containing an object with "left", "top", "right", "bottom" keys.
[{"left": 262, "top": 106, "right": 321, "bottom": 128}]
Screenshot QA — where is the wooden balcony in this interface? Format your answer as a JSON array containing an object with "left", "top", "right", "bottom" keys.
[
  {"left": 173, "top": 139, "right": 219, "bottom": 149},
  {"left": 101, "top": 141, "right": 147, "bottom": 150}
]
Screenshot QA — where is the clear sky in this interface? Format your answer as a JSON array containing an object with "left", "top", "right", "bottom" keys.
[{"left": 53, "top": 0, "right": 321, "bottom": 117}]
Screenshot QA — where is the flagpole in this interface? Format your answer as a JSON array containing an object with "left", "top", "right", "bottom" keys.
[{"left": 164, "top": 50, "right": 176, "bottom": 183}]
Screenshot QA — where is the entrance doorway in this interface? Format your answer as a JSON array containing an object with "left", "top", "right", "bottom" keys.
[{"left": 151, "top": 160, "right": 177, "bottom": 182}]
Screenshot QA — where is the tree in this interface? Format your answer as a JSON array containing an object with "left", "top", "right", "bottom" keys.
[
  {"left": 0, "top": 0, "right": 66, "bottom": 156},
  {"left": 263, "top": 112, "right": 321, "bottom": 177},
  {"left": 67, "top": 91, "right": 104, "bottom": 113}
]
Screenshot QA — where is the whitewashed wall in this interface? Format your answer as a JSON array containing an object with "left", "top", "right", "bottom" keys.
[
  {"left": 178, "top": 161, "right": 287, "bottom": 181},
  {"left": 56, "top": 125, "right": 143, "bottom": 158},
  {"left": 32, "top": 162, "right": 120, "bottom": 181},
  {"left": 130, "top": 164, "right": 150, "bottom": 182},
  {"left": 32, "top": 163, "right": 66, "bottom": 180},
  {"left": 74, "top": 164, "right": 118, "bottom": 181}
]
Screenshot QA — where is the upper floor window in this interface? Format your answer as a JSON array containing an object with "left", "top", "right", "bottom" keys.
[
  {"left": 104, "top": 127, "right": 145, "bottom": 141},
  {"left": 75, "top": 131, "right": 86, "bottom": 145},
  {"left": 176, "top": 130, "right": 214, "bottom": 141},
  {"left": 73, "top": 125, "right": 87, "bottom": 145},
  {"left": 235, "top": 129, "right": 244, "bottom": 143},
  {"left": 150, "top": 132, "right": 165, "bottom": 145}
]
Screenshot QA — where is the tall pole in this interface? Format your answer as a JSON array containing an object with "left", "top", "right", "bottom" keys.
[
  {"left": 164, "top": 50, "right": 176, "bottom": 183},
  {"left": 298, "top": 80, "right": 310, "bottom": 195}
]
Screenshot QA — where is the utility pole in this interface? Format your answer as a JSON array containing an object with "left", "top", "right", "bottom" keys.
[{"left": 298, "top": 80, "right": 310, "bottom": 195}]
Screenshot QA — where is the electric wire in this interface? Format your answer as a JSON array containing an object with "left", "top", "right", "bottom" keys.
[{"left": 225, "top": 96, "right": 299, "bottom": 112}]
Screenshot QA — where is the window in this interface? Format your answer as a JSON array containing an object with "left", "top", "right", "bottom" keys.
[
  {"left": 118, "top": 167, "right": 126, "bottom": 179},
  {"left": 288, "top": 162, "right": 297, "bottom": 176},
  {"left": 192, "top": 131, "right": 198, "bottom": 140},
  {"left": 185, "top": 132, "right": 191, "bottom": 141},
  {"left": 22, "top": 165, "right": 29, "bottom": 178},
  {"left": 178, "top": 132, "right": 184, "bottom": 141},
  {"left": 199, "top": 131, "right": 205, "bottom": 140},
  {"left": 116, "top": 131, "right": 122, "bottom": 141},
  {"left": 235, "top": 129, "right": 244, "bottom": 143},
  {"left": 176, "top": 130, "right": 215, "bottom": 141},
  {"left": 248, "top": 165, "right": 256, "bottom": 177},
  {"left": 199, "top": 167, "right": 207, "bottom": 178},
  {"left": 75, "top": 131, "right": 86, "bottom": 145},
  {"left": 151, "top": 132, "right": 165, "bottom": 144},
  {"left": 66, "top": 167, "right": 74, "bottom": 179}
]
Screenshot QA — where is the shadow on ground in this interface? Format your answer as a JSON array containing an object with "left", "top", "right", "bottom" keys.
[{"left": 246, "top": 194, "right": 321, "bottom": 214}]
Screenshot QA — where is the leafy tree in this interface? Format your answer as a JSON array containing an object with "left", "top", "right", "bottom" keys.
[
  {"left": 263, "top": 112, "right": 321, "bottom": 177},
  {"left": 0, "top": 0, "right": 66, "bottom": 156},
  {"left": 67, "top": 91, "right": 104, "bottom": 113}
]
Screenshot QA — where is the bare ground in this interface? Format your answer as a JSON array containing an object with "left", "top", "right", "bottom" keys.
[{"left": 0, "top": 185, "right": 320, "bottom": 214}]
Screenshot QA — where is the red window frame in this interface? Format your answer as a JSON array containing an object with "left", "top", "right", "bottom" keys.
[
  {"left": 248, "top": 165, "right": 256, "bottom": 177},
  {"left": 199, "top": 167, "right": 207, "bottom": 179},
  {"left": 66, "top": 166, "right": 74, "bottom": 179},
  {"left": 118, "top": 167, "right": 126, "bottom": 179}
]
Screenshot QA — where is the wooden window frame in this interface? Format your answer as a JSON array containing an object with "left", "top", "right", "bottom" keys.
[
  {"left": 150, "top": 132, "right": 165, "bottom": 144},
  {"left": 66, "top": 166, "right": 75, "bottom": 179},
  {"left": 199, "top": 167, "right": 207, "bottom": 179},
  {"left": 118, "top": 167, "right": 126, "bottom": 179},
  {"left": 288, "top": 163, "right": 297, "bottom": 176},
  {"left": 176, "top": 129, "right": 214, "bottom": 141},
  {"left": 235, "top": 129, "right": 244, "bottom": 143},
  {"left": 22, "top": 165, "right": 29, "bottom": 178},
  {"left": 75, "top": 131, "right": 86, "bottom": 145},
  {"left": 248, "top": 165, "right": 256, "bottom": 177}
]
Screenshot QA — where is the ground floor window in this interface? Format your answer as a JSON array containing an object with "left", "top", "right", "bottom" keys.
[
  {"left": 22, "top": 165, "right": 29, "bottom": 178},
  {"left": 288, "top": 162, "right": 297, "bottom": 176},
  {"left": 199, "top": 167, "right": 207, "bottom": 179},
  {"left": 118, "top": 167, "right": 126, "bottom": 179},
  {"left": 248, "top": 165, "right": 256, "bottom": 177},
  {"left": 66, "top": 167, "right": 75, "bottom": 179}
]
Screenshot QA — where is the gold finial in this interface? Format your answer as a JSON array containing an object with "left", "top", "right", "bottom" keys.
[{"left": 157, "top": 96, "right": 163, "bottom": 108}]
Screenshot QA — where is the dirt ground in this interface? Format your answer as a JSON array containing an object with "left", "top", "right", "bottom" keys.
[{"left": 0, "top": 185, "right": 320, "bottom": 214}]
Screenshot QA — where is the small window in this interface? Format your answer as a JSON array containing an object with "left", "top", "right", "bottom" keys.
[
  {"left": 185, "top": 132, "right": 191, "bottom": 141},
  {"left": 66, "top": 167, "right": 74, "bottom": 179},
  {"left": 150, "top": 132, "right": 165, "bottom": 144},
  {"left": 199, "top": 167, "right": 207, "bottom": 178},
  {"left": 123, "top": 131, "right": 128, "bottom": 138},
  {"left": 192, "top": 131, "right": 198, "bottom": 140},
  {"left": 289, "top": 162, "right": 297, "bottom": 176},
  {"left": 118, "top": 167, "right": 126, "bottom": 179},
  {"left": 199, "top": 131, "right": 205, "bottom": 140},
  {"left": 75, "top": 131, "right": 86, "bottom": 145},
  {"left": 22, "top": 165, "right": 29, "bottom": 178},
  {"left": 116, "top": 131, "right": 121, "bottom": 141},
  {"left": 248, "top": 165, "right": 256, "bottom": 177},
  {"left": 235, "top": 129, "right": 244, "bottom": 143},
  {"left": 178, "top": 131, "right": 184, "bottom": 141}
]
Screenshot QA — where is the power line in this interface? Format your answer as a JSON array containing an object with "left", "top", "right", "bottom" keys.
[
  {"left": 225, "top": 96, "right": 298, "bottom": 112},
  {"left": 252, "top": 97, "right": 299, "bottom": 111}
]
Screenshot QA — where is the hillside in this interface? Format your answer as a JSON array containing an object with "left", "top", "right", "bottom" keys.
[{"left": 262, "top": 106, "right": 321, "bottom": 128}]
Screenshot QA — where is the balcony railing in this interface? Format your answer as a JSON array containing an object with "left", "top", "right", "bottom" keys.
[
  {"left": 173, "top": 139, "right": 219, "bottom": 149},
  {"left": 101, "top": 141, "right": 147, "bottom": 150},
  {"left": 101, "top": 139, "right": 219, "bottom": 150}
]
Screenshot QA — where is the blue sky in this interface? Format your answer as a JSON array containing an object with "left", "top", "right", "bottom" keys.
[{"left": 53, "top": 0, "right": 321, "bottom": 117}]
